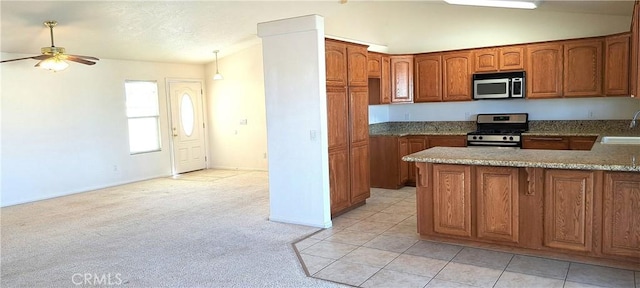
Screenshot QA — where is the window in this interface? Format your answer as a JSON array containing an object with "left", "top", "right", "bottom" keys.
[{"left": 125, "top": 81, "right": 161, "bottom": 154}]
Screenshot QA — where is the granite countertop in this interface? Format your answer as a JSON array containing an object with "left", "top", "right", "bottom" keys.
[{"left": 402, "top": 138, "right": 640, "bottom": 172}]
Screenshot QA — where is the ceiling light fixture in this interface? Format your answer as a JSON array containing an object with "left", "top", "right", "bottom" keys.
[
  {"left": 36, "top": 55, "right": 69, "bottom": 72},
  {"left": 213, "top": 50, "right": 223, "bottom": 80},
  {"left": 444, "top": 0, "right": 540, "bottom": 9}
]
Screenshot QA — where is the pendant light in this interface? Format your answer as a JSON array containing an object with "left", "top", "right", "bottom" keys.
[{"left": 213, "top": 50, "right": 223, "bottom": 80}]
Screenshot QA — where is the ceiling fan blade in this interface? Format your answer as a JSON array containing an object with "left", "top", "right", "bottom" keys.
[
  {"left": 65, "top": 56, "right": 96, "bottom": 65},
  {"left": 1, "top": 55, "right": 50, "bottom": 63},
  {"left": 66, "top": 54, "right": 99, "bottom": 61}
]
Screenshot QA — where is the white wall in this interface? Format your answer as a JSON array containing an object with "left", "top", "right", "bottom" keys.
[
  {"left": 369, "top": 97, "right": 640, "bottom": 123},
  {"left": 258, "top": 15, "right": 332, "bottom": 228},
  {"left": 1, "top": 53, "right": 205, "bottom": 206},
  {"left": 205, "top": 45, "right": 268, "bottom": 171}
]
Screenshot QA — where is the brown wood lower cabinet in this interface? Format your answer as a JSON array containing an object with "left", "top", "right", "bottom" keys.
[
  {"left": 476, "top": 166, "right": 520, "bottom": 243},
  {"left": 415, "top": 162, "right": 639, "bottom": 268},
  {"left": 522, "top": 135, "right": 597, "bottom": 150},
  {"left": 543, "top": 169, "right": 595, "bottom": 252},
  {"left": 369, "top": 136, "right": 408, "bottom": 189},
  {"left": 370, "top": 135, "right": 466, "bottom": 188},
  {"left": 602, "top": 172, "right": 640, "bottom": 258}
]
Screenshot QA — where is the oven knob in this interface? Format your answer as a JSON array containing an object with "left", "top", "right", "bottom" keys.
[
  {"left": 509, "top": 136, "right": 514, "bottom": 140},
  {"left": 503, "top": 136, "right": 507, "bottom": 140},
  {"left": 478, "top": 136, "right": 483, "bottom": 140},
  {"left": 472, "top": 136, "right": 477, "bottom": 140}
]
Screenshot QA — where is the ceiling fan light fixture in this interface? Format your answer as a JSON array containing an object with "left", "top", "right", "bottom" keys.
[
  {"left": 37, "top": 56, "right": 69, "bottom": 72},
  {"left": 444, "top": 0, "right": 540, "bottom": 9},
  {"left": 213, "top": 50, "right": 223, "bottom": 80}
]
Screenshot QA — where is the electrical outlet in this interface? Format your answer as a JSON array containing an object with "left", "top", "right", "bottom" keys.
[
  {"left": 588, "top": 110, "right": 595, "bottom": 119},
  {"left": 310, "top": 130, "right": 317, "bottom": 141},
  {"left": 465, "top": 112, "right": 471, "bottom": 119},
  {"left": 263, "top": 152, "right": 267, "bottom": 159},
  {"left": 113, "top": 165, "right": 118, "bottom": 172},
  {"left": 404, "top": 113, "right": 411, "bottom": 120},
  {"left": 239, "top": 119, "right": 248, "bottom": 125}
]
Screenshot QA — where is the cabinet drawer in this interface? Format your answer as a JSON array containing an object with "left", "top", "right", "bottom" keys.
[{"left": 522, "top": 136, "right": 570, "bottom": 150}]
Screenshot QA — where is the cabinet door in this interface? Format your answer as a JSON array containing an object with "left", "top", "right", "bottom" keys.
[
  {"left": 381, "top": 56, "right": 392, "bottom": 104},
  {"left": 474, "top": 48, "right": 499, "bottom": 72},
  {"left": 602, "top": 172, "right": 640, "bottom": 258},
  {"left": 347, "top": 44, "right": 369, "bottom": 87},
  {"left": 527, "top": 44, "right": 563, "bottom": 98},
  {"left": 544, "top": 170, "right": 594, "bottom": 252},
  {"left": 414, "top": 54, "right": 443, "bottom": 102},
  {"left": 563, "top": 39, "right": 603, "bottom": 97},
  {"left": 476, "top": 166, "right": 520, "bottom": 243},
  {"left": 329, "top": 149, "right": 350, "bottom": 215},
  {"left": 349, "top": 87, "right": 369, "bottom": 144},
  {"left": 367, "top": 52, "right": 382, "bottom": 78},
  {"left": 325, "top": 40, "right": 347, "bottom": 87},
  {"left": 326, "top": 87, "right": 349, "bottom": 150},
  {"left": 399, "top": 137, "right": 409, "bottom": 184},
  {"left": 433, "top": 164, "right": 472, "bottom": 237},
  {"left": 500, "top": 46, "right": 525, "bottom": 71},
  {"left": 391, "top": 55, "right": 414, "bottom": 103},
  {"left": 350, "top": 143, "right": 370, "bottom": 204},
  {"left": 443, "top": 51, "right": 473, "bottom": 101},
  {"left": 605, "top": 34, "right": 630, "bottom": 96},
  {"left": 631, "top": 1, "right": 639, "bottom": 97},
  {"left": 407, "top": 136, "right": 427, "bottom": 186}
]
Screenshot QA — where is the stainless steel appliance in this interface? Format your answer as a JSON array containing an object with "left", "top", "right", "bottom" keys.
[
  {"left": 473, "top": 71, "right": 525, "bottom": 100},
  {"left": 467, "top": 113, "right": 529, "bottom": 147}
]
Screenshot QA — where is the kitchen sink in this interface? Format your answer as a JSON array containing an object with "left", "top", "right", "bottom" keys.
[{"left": 600, "top": 136, "right": 640, "bottom": 145}]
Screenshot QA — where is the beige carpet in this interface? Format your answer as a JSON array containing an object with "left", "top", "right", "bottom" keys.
[{"left": 1, "top": 170, "right": 344, "bottom": 287}]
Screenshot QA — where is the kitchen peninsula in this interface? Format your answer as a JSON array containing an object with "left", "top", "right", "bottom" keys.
[{"left": 402, "top": 137, "right": 640, "bottom": 269}]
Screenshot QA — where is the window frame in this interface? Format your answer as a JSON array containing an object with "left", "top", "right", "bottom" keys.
[{"left": 124, "top": 80, "right": 162, "bottom": 155}]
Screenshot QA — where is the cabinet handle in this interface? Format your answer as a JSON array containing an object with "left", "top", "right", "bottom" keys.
[
  {"left": 524, "top": 167, "right": 535, "bottom": 196},
  {"left": 529, "top": 137, "right": 564, "bottom": 141}
]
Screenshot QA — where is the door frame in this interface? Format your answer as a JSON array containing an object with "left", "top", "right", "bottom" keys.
[{"left": 165, "top": 78, "right": 209, "bottom": 175}]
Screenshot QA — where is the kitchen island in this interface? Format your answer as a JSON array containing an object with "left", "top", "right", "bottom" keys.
[{"left": 402, "top": 138, "right": 640, "bottom": 269}]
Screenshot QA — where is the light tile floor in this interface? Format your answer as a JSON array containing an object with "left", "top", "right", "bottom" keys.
[{"left": 294, "top": 187, "right": 640, "bottom": 288}]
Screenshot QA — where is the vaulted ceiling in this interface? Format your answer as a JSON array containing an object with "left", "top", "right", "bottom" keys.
[{"left": 1, "top": 1, "right": 635, "bottom": 64}]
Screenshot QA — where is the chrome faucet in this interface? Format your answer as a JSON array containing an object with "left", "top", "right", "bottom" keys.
[{"left": 631, "top": 110, "right": 640, "bottom": 128}]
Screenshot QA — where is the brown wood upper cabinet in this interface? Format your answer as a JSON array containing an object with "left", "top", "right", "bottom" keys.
[
  {"left": 367, "top": 52, "right": 382, "bottom": 78},
  {"left": 390, "top": 55, "right": 414, "bottom": 103},
  {"left": 347, "top": 45, "right": 369, "bottom": 87},
  {"left": 369, "top": 55, "right": 391, "bottom": 105},
  {"left": 605, "top": 34, "right": 630, "bottom": 96},
  {"left": 527, "top": 43, "right": 564, "bottom": 99},
  {"left": 631, "top": 0, "right": 640, "bottom": 97},
  {"left": 443, "top": 51, "right": 473, "bottom": 101},
  {"left": 474, "top": 46, "right": 525, "bottom": 73},
  {"left": 563, "top": 39, "right": 603, "bottom": 97},
  {"left": 325, "top": 41, "right": 348, "bottom": 87},
  {"left": 414, "top": 54, "right": 443, "bottom": 102}
]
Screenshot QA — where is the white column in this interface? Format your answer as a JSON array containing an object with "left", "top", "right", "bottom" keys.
[{"left": 257, "top": 15, "right": 331, "bottom": 228}]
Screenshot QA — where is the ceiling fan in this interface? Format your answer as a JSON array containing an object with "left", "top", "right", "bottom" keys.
[{"left": 0, "top": 21, "right": 99, "bottom": 71}]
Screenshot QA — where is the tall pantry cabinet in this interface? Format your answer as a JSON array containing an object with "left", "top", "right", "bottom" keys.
[{"left": 325, "top": 39, "right": 370, "bottom": 217}]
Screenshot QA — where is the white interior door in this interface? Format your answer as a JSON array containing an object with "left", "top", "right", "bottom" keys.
[{"left": 168, "top": 80, "right": 206, "bottom": 174}]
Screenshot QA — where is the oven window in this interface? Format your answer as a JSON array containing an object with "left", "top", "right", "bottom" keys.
[{"left": 477, "top": 83, "right": 507, "bottom": 95}]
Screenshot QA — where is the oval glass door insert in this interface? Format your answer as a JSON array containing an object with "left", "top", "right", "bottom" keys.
[{"left": 180, "top": 93, "right": 195, "bottom": 137}]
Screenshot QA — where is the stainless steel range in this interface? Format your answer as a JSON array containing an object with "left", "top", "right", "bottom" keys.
[{"left": 467, "top": 113, "right": 529, "bottom": 148}]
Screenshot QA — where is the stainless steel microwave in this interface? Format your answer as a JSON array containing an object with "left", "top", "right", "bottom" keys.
[{"left": 473, "top": 71, "right": 525, "bottom": 100}]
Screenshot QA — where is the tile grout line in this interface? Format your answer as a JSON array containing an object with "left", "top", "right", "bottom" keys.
[{"left": 491, "top": 254, "right": 515, "bottom": 288}]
